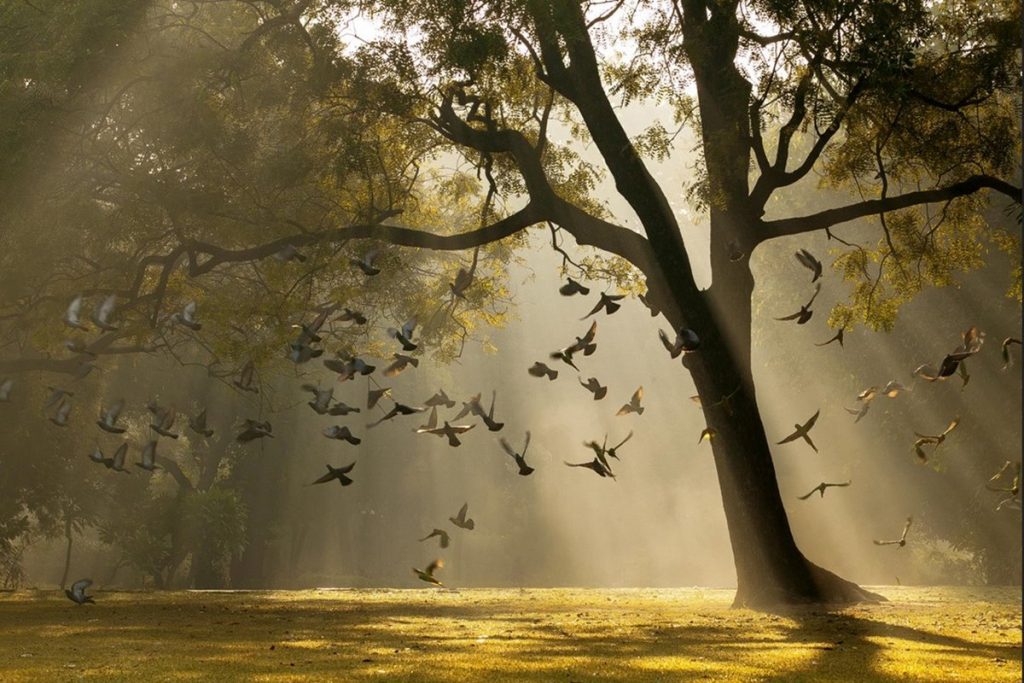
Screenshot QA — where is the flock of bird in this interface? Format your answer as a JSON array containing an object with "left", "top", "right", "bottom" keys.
[{"left": 0, "top": 244, "right": 1018, "bottom": 602}]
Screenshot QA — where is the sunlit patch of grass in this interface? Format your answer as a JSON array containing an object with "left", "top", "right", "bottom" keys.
[{"left": 0, "top": 587, "right": 1019, "bottom": 681}]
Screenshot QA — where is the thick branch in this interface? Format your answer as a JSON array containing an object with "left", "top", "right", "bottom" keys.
[{"left": 760, "top": 175, "right": 1022, "bottom": 240}]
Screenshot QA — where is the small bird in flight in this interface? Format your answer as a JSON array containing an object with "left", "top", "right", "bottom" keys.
[
  {"left": 423, "top": 389, "right": 456, "bottom": 409},
  {"left": 350, "top": 248, "right": 380, "bottom": 276},
  {"left": 449, "top": 503, "right": 475, "bottom": 530},
  {"left": 913, "top": 416, "right": 960, "bottom": 463},
  {"left": 1001, "top": 337, "right": 1021, "bottom": 370},
  {"left": 172, "top": 301, "right": 202, "bottom": 331},
  {"left": 311, "top": 462, "right": 356, "bottom": 487},
  {"left": 559, "top": 278, "right": 590, "bottom": 296},
  {"left": 135, "top": 440, "right": 160, "bottom": 471},
  {"left": 234, "top": 360, "right": 259, "bottom": 393},
  {"left": 815, "top": 329, "right": 844, "bottom": 347},
  {"left": 528, "top": 362, "right": 558, "bottom": 380},
  {"left": 237, "top": 419, "right": 273, "bottom": 443},
  {"left": 581, "top": 292, "right": 625, "bottom": 319},
  {"left": 96, "top": 399, "right": 127, "bottom": 434},
  {"left": 658, "top": 327, "right": 700, "bottom": 358},
  {"left": 797, "top": 480, "right": 851, "bottom": 500},
  {"left": 776, "top": 409, "right": 821, "bottom": 453},
  {"left": 874, "top": 517, "right": 913, "bottom": 547},
  {"left": 500, "top": 432, "right": 535, "bottom": 476},
  {"left": 413, "top": 559, "right": 444, "bottom": 586},
  {"left": 794, "top": 249, "right": 822, "bottom": 282},
  {"left": 616, "top": 387, "right": 644, "bottom": 416},
  {"left": 419, "top": 528, "right": 451, "bottom": 549},
  {"left": 564, "top": 457, "right": 616, "bottom": 479},
  {"left": 91, "top": 294, "right": 119, "bottom": 332},
  {"left": 775, "top": 283, "right": 821, "bottom": 325},
  {"left": 323, "top": 425, "right": 361, "bottom": 445},
  {"left": 387, "top": 319, "right": 418, "bottom": 352},
  {"left": 579, "top": 377, "right": 608, "bottom": 400},
  {"left": 65, "top": 578, "right": 95, "bottom": 605},
  {"left": 383, "top": 353, "right": 419, "bottom": 377},
  {"left": 338, "top": 308, "right": 368, "bottom": 325}
]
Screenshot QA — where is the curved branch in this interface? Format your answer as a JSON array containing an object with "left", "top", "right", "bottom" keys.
[{"left": 759, "top": 175, "right": 1022, "bottom": 240}]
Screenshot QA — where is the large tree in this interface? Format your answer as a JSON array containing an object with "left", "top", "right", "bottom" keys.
[{"left": 0, "top": 0, "right": 1019, "bottom": 607}]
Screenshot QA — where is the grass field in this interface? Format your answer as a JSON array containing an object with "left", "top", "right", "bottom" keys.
[{"left": 0, "top": 586, "right": 1019, "bottom": 681}]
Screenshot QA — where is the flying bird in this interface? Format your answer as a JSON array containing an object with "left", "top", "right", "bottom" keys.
[
  {"left": 350, "top": 248, "right": 381, "bottom": 276},
  {"left": 583, "top": 436, "right": 613, "bottom": 472},
  {"left": 63, "top": 295, "right": 88, "bottom": 330},
  {"left": 913, "top": 417, "right": 960, "bottom": 463},
  {"left": 776, "top": 409, "right": 820, "bottom": 452},
  {"left": 136, "top": 441, "right": 160, "bottom": 471},
  {"left": 874, "top": 517, "right": 913, "bottom": 547},
  {"left": 338, "top": 308, "right": 368, "bottom": 325},
  {"left": 50, "top": 399, "right": 72, "bottom": 427},
  {"left": 327, "top": 401, "right": 360, "bottom": 416},
  {"left": 775, "top": 282, "right": 821, "bottom": 325},
  {"left": 367, "top": 386, "right": 391, "bottom": 410},
  {"left": 236, "top": 419, "right": 273, "bottom": 443},
  {"left": 845, "top": 404, "right": 870, "bottom": 423},
  {"left": 816, "top": 329, "right": 844, "bottom": 347},
  {"left": 367, "top": 403, "right": 423, "bottom": 428},
  {"left": 150, "top": 406, "right": 179, "bottom": 439},
  {"left": 421, "top": 421, "right": 476, "bottom": 447},
  {"left": 311, "top": 462, "right": 356, "bottom": 487},
  {"left": 559, "top": 278, "right": 590, "bottom": 296},
  {"left": 288, "top": 342, "right": 323, "bottom": 365},
  {"left": 616, "top": 387, "right": 644, "bottom": 416},
  {"left": 474, "top": 391, "right": 504, "bottom": 432},
  {"left": 387, "top": 319, "right": 418, "bottom": 352},
  {"left": 658, "top": 327, "right": 700, "bottom": 358},
  {"left": 413, "top": 559, "right": 444, "bottom": 586},
  {"left": 90, "top": 443, "right": 130, "bottom": 473},
  {"left": 65, "top": 579, "right": 95, "bottom": 605},
  {"left": 797, "top": 480, "right": 851, "bottom": 500},
  {"left": 450, "top": 267, "right": 474, "bottom": 299},
  {"left": 881, "top": 380, "right": 911, "bottom": 398},
  {"left": 419, "top": 529, "right": 451, "bottom": 549},
  {"left": 500, "top": 432, "right": 534, "bottom": 476},
  {"left": 449, "top": 503, "right": 475, "bottom": 530},
  {"left": 581, "top": 292, "right": 625, "bottom": 319},
  {"left": 43, "top": 387, "right": 73, "bottom": 412},
  {"left": 605, "top": 431, "right": 633, "bottom": 459},
  {"left": 322, "top": 425, "right": 361, "bottom": 445},
  {"left": 794, "top": 249, "right": 822, "bottom": 282},
  {"left": 302, "top": 385, "right": 335, "bottom": 415},
  {"left": 914, "top": 327, "right": 985, "bottom": 382},
  {"left": 564, "top": 458, "right": 616, "bottom": 479},
  {"left": 579, "top": 377, "right": 608, "bottom": 400},
  {"left": 415, "top": 406, "right": 439, "bottom": 432},
  {"left": 423, "top": 389, "right": 456, "bottom": 409},
  {"left": 0, "top": 378, "right": 13, "bottom": 402},
  {"left": 91, "top": 294, "right": 119, "bottom": 331},
  {"left": 96, "top": 399, "right": 126, "bottom": 434},
  {"left": 234, "top": 360, "right": 259, "bottom": 393},
  {"left": 383, "top": 353, "right": 419, "bottom": 377},
  {"left": 172, "top": 301, "right": 201, "bottom": 331},
  {"left": 1001, "top": 337, "right": 1021, "bottom": 370},
  {"left": 188, "top": 409, "right": 214, "bottom": 437},
  {"left": 528, "top": 362, "right": 558, "bottom": 380},
  {"left": 698, "top": 428, "right": 716, "bottom": 444},
  {"left": 986, "top": 461, "right": 1020, "bottom": 496}
]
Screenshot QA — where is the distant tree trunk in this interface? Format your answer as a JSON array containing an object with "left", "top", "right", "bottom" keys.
[{"left": 59, "top": 518, "right": 73, "bottom": 591}]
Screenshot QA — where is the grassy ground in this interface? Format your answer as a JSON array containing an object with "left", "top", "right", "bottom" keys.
[{"left": 0, "top": 586, "right": 1019, "bottom": 681}]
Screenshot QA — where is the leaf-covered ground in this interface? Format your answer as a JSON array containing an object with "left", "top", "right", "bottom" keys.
[{"left": 0, "top": 586, "right": 1019, "bottom": 681}]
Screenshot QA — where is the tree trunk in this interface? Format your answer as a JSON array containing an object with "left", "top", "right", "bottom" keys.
[{"left": 59, "top": 518, "right": 73, "bottom": 591}]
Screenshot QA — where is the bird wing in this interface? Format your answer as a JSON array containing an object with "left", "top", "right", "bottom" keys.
[
  {"left": 581, "top": 298, "right": 605, "bottom": 318},
  {"left": 774, "top": 311, "right": 804, "bottom": 321},
  {"left": 312, "top": 469, "right": 338, "bottom": 485},
  {"left": 776, "top": 429, "right": 801, "bottom": 445},
  {"left": 797, "top": 486, "right": 819, "bottom": 501},
  {"left": 805, "top": 282, "right": 822, "bottom": 308},
  {"left": 612, "top": 431, "right": 634, "bottom": 450},
  {"left": 522, "top": 430, "right": 531, "bottom": 455},
  {"left": 106, "top": 399, "right": 124, "bottom": 423},
  {"left": 899, "top": 517, "right": 913, "bottom": 542},
  {"left": 113, "top": 444, "right": 128, "bottom": 468},
  {"left": 499, "top": 437, "right": 517, "bottom": 458},
  {"left": 95, "top": 295, "right": 117, "bottom": 323},
  {"left": 66, "top": 295, "right": 83, "bottom": 322},
  {"left": 457, "top": 503, "right": 468, "bottom": 522},
  {"left": 71, "top": 579, "right": 92, "bottom": 596},
  {"left": 941, "top": 417, "right": 961, "bottom": 437},
  {"left": 579, "top": 321, "right": 597, "bottom": 345},
  {"left": 804, "top": 409, "right": 821, "bottom": 430}
]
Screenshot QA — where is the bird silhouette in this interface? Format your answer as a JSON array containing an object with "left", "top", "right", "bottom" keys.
[
  {"left": 449, "top": 503, "right": 475, "bottom": 530},
  {"left": 874, "top": 517, "right": 913, "bottom": 547},
  {"left": 1001, "top": 337, "right": 1021, "bottom": 370},
  {"left": 413, "top": 559, "right": 444, "bottom": 586},
  {"left": 327, "top": 355, "right": 376, "bottom": 381},
  {"left": 559, "top": 278, "right": 590, "bottom": 296},
  {"left": 658, "top": 327, "right": 701, "bottom": 358},
  {"left": 581, "top": 292, "right": 625, "bottom": 319},
  {"left": 367, "top": 386, "right": 391, "bottom": 410},
  {"left": 528, "top": 362, "right": 558, "bottom": 380},
  {"left": 986, "top": 461, "right": 1020, "bottom": 495},
  {"left": 91, "top": 294, "right": 119, "bottom": 331},
  {"left": 698, "top": 428, "right": 716, "bottom": 444},
  {"left": 135, "top": 441, "right": 160, "bottom": 471},
  {"left": 845, "top": 404, "right": 870, "bottom": 423},
  {"left": 65, "top": 578, "right": 95, "bottom": 605},
  {"left": 559, "top": 322, "right": 598, "bottom": 361},
  {"left": 387, "top": 318, "right": 418, "bottom": 351},
  {"left": 815, "top": 329, "right": 844, "bottom": 347},
  {"left": 421, "top": 421, "right": 476, "bottom": 447},
  {"left": 583, "top": 436, "right": 614, "bottom": 472},
  {"left": 797, "top": 480, "right": 851, "bottom": 500},
  {"left": 473, "top": 391, "right": 504, "bottom": 431},
  {"left": 43, "top": 387, "right": 73, "bottom": 412},
  {"left": 419, "top": 529, "right": 450, "bottom": 549},
  {"left": 172, "top": 301, "right": 202, "bottom": 330},
  {"left": 367, "top": 403, "right": 422, "bottom": 428},
  {"left": 605, "top": 431, "right": 633, "bottom": 459},
  {"left": 383, "top": 353, "right": 419, "bottom": 377},
  {"left": 302, "top": 385, "right": 335, "bottom": 415},
  {"left": 322, "top": 425, "right": 361, "bottom": 445},
  {"left": 564, "top": 457, "right": 616, "bottom": 479},
  {"left": 63, "top": 295, "right": 89, "bottom": 330},
  {"left": 775, "top": 283, "right": 821, "bottom": 325},
  {"left": 776, "top": 409, "right": 821, "bottom": 452},
  {"left": 913, "top": 416, "right": 960, "bottom": 463},
  {"left": 338, "top": 308, "right": 368, "bottom": 325},
  {"left": 500, "top": 432, "right": 534, "bottom": 476},
  {"left": 233, "top": 360, "right": 259, "bottom": 393},
  {"left": 327, "top": 401, "right": 360, "bottom": 416},
  {"left": 794, "top": 249, "right": 822, "bottom": 282},
  {"left": 350, "top": 248, "right": 380, "bottom": 276},
  {"left": 96, "top": 399, "right": 127, "bottom": 434},
  {"left": 423, "top": 389, "right": 456, "bottom": 409},
  {"left": 579, "top": 377, "right": 608, "bottom": 400},
  {"left": 188, "top": 409, "right": 214, "bottom": 437},
  {"left": 49, "top": 398, "right": 72, "bottom": 427},
  {"left": 237, "top": 419, "right": 273, "bottom": 443},
  {"left": 415, "top": 406, "right": 439, "bottom": 432},
  {"left": 150, "top": 406, "right": 179, "bottom": 439},
  {"left": 108, "top": 443, "right": 130, "bottom": 473},
  {"left": 311, "top": 462, "right": 356, "bottom": 487},
  {"left": 914, "top": 327, "right": 985, "bottom": 382},
  {"left": 616, "top": 387, "right": 644, "bottom": 416}
]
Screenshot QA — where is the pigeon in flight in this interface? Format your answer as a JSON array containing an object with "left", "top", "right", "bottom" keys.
[
  {"left": 475, "top": 391, "right": 504, "bottom": 432},
  {"left": 328, "top": 401, "right": 360, "bottom": 416},
  {"left": 659, "top": 328, "right": 700, "bottom": 358},
  {"left": 350, "top": 248, "right": 381, "bottom": 276},
  {"left": 150, "top": 406, "right": 179, "bottom": 439},
  {"left": 423, "top": 389, "right": 456, "bottom": 409},
  {"left": 874, "top": 517, "right": 913, "bottom": 547},
  {"left": 413, "top": 559, "right": 444, "bottom": 586},
  {"left": 528, "top": 362, "right": 558, "bottom": 380},
  {"left": 311, "top": 462, "right": 356, "bottom": 487},
  {"left": 881, "top": 380, "right": 911, "bottom": 398},
  {"left": 50, "top": 398, "right": 72, "bottom": 427},
  {"left": 913, "top": 417, "right": 960, "bottom": 463},
  {"left": 422, "top": 421, "right": 476, "bottom": 447},
  {"left": 0, "top": 378, "right": 13, "bottom": 402},
  {"left": 500, "top": 432, "right": 534, "bottom": 476},
  {"left": 914, "top": 327, "right": 985, "bottom": 382},
  {"left": 188, "top": 409, "right": 214, "bottom": 437},
  {"left": 234, "top": 360, "right": 259, "bottom": 393},
  {"left": 797, "top": 480, "right": 851, "bottom": 500},
  {"left": 416, "top": 406, "right": 439, "bottom": 432},
  {"left": 579, "top": 377, "right": 608, "bottom": 400},
  {"left": 302, "top": 384, "right": 335, "bottom": 415},
  {"left": 564, "top": 457, "right": 616, "bottom": 479},
  {"left": 845, "top": 404, "right": 870, "bottom": 423},
  {"left": 775, "top": 283, "right": 821, "bottom": 325},
  {"left": 323, "top": 425, "right": 361, "bottom": 445},
  {"left": 561, "top": 321, "right": 598, "bottom": 358},
  {"left": 326, "top": 355, "right": 376, "bottom": 381},
  {"left": 367, "top": 402, "right": 423, "bottom": 428},
  {"left": 383, "top": 353, "right": 419, "bottom": 377},
  {"left": 419, "top": 528, "right": 451, "bottom": 549},
  {"left": 449, "top": 503, "right": 475, "bottom": 530},
  {"left": 91, "top": 294, "right": 119, "bottom": 331},
  {"left": 1001, "top": 337, "right": 1021, "bottom": 370},
  {"left": 275, "top": 243, "right": 307, "bottom": 262},
  {"left": 582, "top": 292, "right": 625, "bottom": 319},
  {"left": 616, "top": 387, "right": 644, "bottom": 416},
  {"left": 698, "top": 428, "right": 716, "bottom": 444},
  {"left": 288, "top": 342, "right": 323, "bottom": 365},
  {"left": 293, "top": 309, "right": 329, "bottom": 346},
  {"left": 776, "top": 409, "right": 821, "bottom": 452},
  {"left": 338, "top": 308, "right": 368, "bottom": 325},
  {"left": 638, "top": 293, "right": 659, "bottom": 317},
  {"left": 367, "top": 386, "right": 391, "bottom": 410},
  {"left": 583, "top": 437, "right": 614, "bottom": 472},
  {"left": 986, "top": 461, "right": 1020, "bottom": 496},
  {"left": 44, "top": 387, "right": 74, "bottom": 412},
  {"left": 815, "top": 329, "right": 844, "bottom": 347},
  {"left": 90, "top": 443, "right": 130, "bottom": 473},
  {"left": 559, "top": 278, "right": 590, "bottom": 296},
  {"left": 237, "top": 419, "right": 273, "bottom": 443},
  {"left": 450, "top": 267, "right": 474, "bottom": 299},
  {"left": 605, "top": 431, "right": 633, "bottom": 460},
  {"left": 172, "top": 301, "right": 202, "bottom": 331},
  {"left": 96, "top": 399, "right": 127, "bottom": 434},
  {"left": 387, "top": 319, "right": 418, "bottom": 352},
  {"left": 136, "top": 440, "right": 160, "bottom": 471},
  {"left": 794, "top": 249, "right": 822, "bottom": 282},
  {"left": 63, "top": 295, "right": 89, "bottom": 330},
  {"left": 65, "top": 578, "right": 95, "bottom": 605}
]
